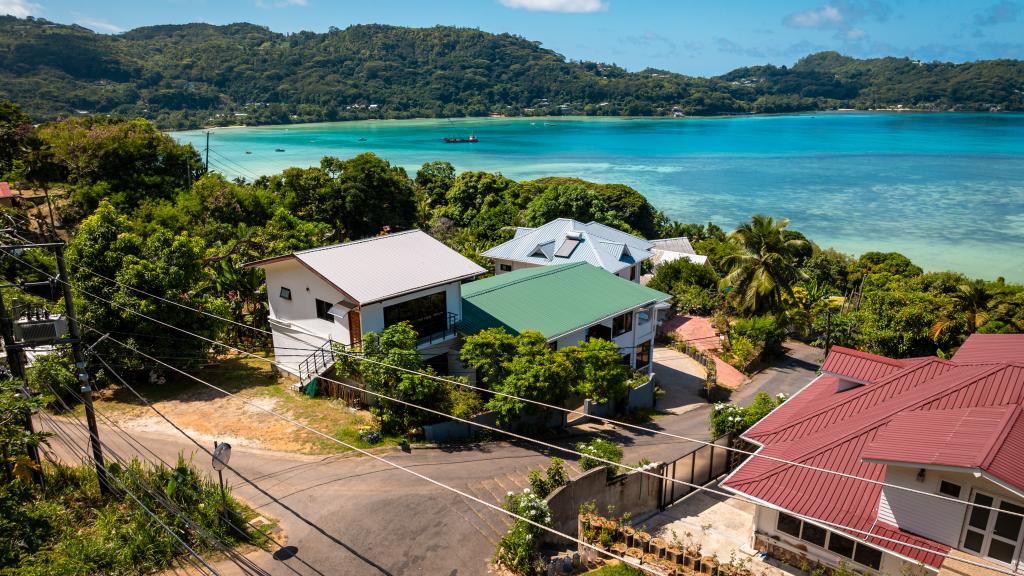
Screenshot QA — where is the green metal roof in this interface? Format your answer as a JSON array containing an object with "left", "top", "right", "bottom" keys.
[{"left": 460, "top": 262, "right": 671, "bottom": 340}]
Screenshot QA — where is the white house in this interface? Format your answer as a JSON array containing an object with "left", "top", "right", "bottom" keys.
[
  {"left": 723, "top": 335, "right": 1024, "bottom": 576},
  {"left": 244, "top": 230, "right": 485, "bottom": 382},
  {"left": 459, "top": 262, "right": 671, "bottom": 373},
  {"left": 480, "top": 218, "right": 655, "bottom": 282}
]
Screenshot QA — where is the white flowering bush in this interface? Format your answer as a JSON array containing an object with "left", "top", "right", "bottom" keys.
[
  {"left": 575, "top": 438, "right": 623, "bottom": 479},
  {"left": 495, "top": 488, "right": 553, "bottom": 575},
  {"left": 710, "top": 392, "right": 787, "bottom": 437}
]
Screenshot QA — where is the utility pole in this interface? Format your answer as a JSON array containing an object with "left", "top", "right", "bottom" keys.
[
  {"left": 205, "top": 131, "right": 210, "bottom": 172},
  {"left": 0, "top": 286, "right": 42, "bottom": 485},
  {"left": 55, "top": 243, "right": 110, "bottom": 495},
  {"left": 824, "top": 309, "right": 833, "bottom": 357}
]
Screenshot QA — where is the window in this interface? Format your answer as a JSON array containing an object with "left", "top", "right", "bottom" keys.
[
  {"left": 315, "top": 299, "right": 334, "bottom": 322},
  {"left": 383, "top": 291, "right": 448, "bottom": 338},
  {"left": 587, "top": 324, "right": 612, "bottom": 341},
  {"left": 620, "top": 353, "right": 633, "bottom": 367},
  {"left": 629, "top": 265, "right": 637, "bottom": 281},
  {"left": 961, "top": 491, "right": 1024, "bottom": 565},
  {"left": 801, "top": 523, "right": 827, "bottom": 547},
  {"left": 777, "top": 512, "right": 801, "bottom": 537},
  {"left": 828, "top": 533, "right": 855, "bottom": 559},
  {"left": 637, "top": 307, "right": 652, "bottom": 325},
  {"left": 635, "top": 341, "right": 651, "bottom": 369},
  {"left": 279, "top": 286, "right": 292, "bottom": 300},
  {"left": 853, "top": 544, "right": 883, "bottom": 570},
  {"left": 499, "top": 263, "right": 513, "bottom": 272},
  {"left": 939, "top": 480, "right": 962, "bottom": 499},
  {"left": 612, "top": 312, "right": 633, "bottom": 337}
]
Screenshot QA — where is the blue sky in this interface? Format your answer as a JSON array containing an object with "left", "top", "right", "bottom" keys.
[{"left": 3, "top": 0, "right": 1022, "bottom": 75}]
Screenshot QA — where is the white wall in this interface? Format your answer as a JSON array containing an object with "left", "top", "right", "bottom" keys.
[
  {"left": 264, "top": 259, "right": 351, "bottom": 368},
  {"left": 877, "top": 466, "right": 970, "bottom": 547},
  {"left": 615, "top": 263, "right": 642, "bottom": 283},
  {"left": 492, "top": 259, "right": 538, "bottom": 275},
  {"left": 549, "top": 304, "right": 658, "bottom": 373}
]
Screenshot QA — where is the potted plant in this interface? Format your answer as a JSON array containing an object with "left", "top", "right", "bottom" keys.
[
  {"left": 634, "top": 529, "right": 652, "bottom": 552},
  {"left": 650, "top": 537, "right": 668, "bottom": 558}
]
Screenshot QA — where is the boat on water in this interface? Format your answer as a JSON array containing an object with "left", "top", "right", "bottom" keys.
[
  {"left": 275, "top": 148, "right": 285, "bottom": 152},
  {"left": 245, "top": 151, "right": 252, "bottom": 154},
  {"left": 443, "top": 135, "right": 478, "bottom": 143},
  {"left": 358, "top": 138, "right": 367, "bottom": 142}
]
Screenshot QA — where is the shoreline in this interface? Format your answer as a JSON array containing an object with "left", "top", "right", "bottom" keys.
[{"left": 166, "top": 109, "right": 1023, "bottom": 134}]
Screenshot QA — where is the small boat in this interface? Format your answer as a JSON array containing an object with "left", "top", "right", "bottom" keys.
[
  {"left": 275, "top": 148, "right": 285, "bottom": 152},
  {"left": 245, "top": 150, "right": 252, "bottom": 154},
  {"left": 443, "top": 135, "right": 478, "bottom": 144},
  {"left": 358, "top": 138, "right": 367, "bottom": 142}
]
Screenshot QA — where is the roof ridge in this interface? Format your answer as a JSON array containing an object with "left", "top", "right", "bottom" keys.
[
  {"left": 741, "top": 363, "right": 1007, "bottom": 484},
  {"left": 828, "top": 345, "right": 908, "bottom": 368},
  {"left": 753, "top": 357, "right": 942, "bottom": 437},
  {"left": 463, "top": 263, "right": 587, "bottom": 298},
  {"left": 294, "top": 229, "right": 421, "bottom": 256}
]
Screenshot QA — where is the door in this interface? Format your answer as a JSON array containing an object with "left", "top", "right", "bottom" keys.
[
  {"left": 961, "top": 489, "right": 1024, "bottom": 566},
  {"left": 348, "top": 309, "right": 362, "bottom": 350}
]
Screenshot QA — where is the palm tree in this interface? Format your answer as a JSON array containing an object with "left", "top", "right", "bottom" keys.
[
  {"left": 722, "top": 215, "right": 809, "bottom": 315},
  {"left": 931, "top": 280, "right": 996, "bottom": 338}
]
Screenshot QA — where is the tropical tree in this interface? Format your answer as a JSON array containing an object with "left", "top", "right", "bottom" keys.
[
  {"left": 931, "top": 279, "right": 998, "bottom": 338},
  {"left": 722, "top": 215, "right": 809, "bottom": 315},
  {"left": 359, "top": 322, "right": 444, "bottom": 434}
]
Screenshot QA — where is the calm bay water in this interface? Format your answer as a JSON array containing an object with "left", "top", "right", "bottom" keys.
[{"left": 173, "top": 113, "right": 1024, "bottom": 282}]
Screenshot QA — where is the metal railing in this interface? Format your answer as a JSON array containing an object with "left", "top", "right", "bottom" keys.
[
  {"left": 298, "top": 337, "right": 336, "bottom": 385},
  {"left": 415, "top": 312, "right": 459, "bottom": 347}
]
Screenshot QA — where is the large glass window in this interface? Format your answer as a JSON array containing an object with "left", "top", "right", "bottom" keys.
[
  {"left": 854, "top": 544, "right": 883, "bottom": 570},
  {"left": 612, "top": 312, "right": 633, "bottom": 337},
  {"left": 777, "top": 512, "right": 883, "bottom": 570},
  {"left": 801, "top": 523, "right": 827, "bottom": 547},
  {"left": 635, "top": 341, "right": 652, "bottom": 369},
  {"left": 828, "top": 533, "right": 855, "bottom": 558},
  {"left": 383, "top": 291, "right": 448, "bottom": 338},
  {"left": 962, "top": 491, "right": 1024, "bottom": 565},
  {"left": 777, "top": 512, "right": 801, "bottom": 537}
]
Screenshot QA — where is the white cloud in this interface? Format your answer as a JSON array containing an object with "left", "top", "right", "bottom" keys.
[
  {"left": 498, "top": 0, "right": 607, "bottom": 13},
  {"left": 784, "top": 4, "right": 844, "bottom": 28},
  {"left": 0, "top": 0, "right": 41, "bottom": 18},
  {"left": 844, "top": 27, "right": 866, "bottom": 40},
  {"left": 75, "top": 17, "right": 123, "bottom": 33}
]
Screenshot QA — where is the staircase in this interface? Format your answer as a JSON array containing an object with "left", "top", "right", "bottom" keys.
[{"left": 297, "top": 338, "right": 337, "bottom": 389}]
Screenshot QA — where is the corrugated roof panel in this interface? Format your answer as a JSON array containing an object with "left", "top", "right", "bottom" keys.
[
  {"left": 249, "top": 230, "right": 485, "bottom": 304},
  {"left": 953, "top": 334, "right": 1024, "bottom": 364},
  {"left": 481, "top": 219, "right": 653, "bottom": 274},
  {"left": 460, "top": 262, "right": 670, "bottom": 340}
]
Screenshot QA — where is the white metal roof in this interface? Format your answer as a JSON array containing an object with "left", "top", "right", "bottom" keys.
[
  {"left": 481, "top": 218, "right": 654, "bottom": 274},
  {"left": 649, "top": 236, "right": 708, "bottom": 267},
  {"left": 247, "top": 230, "right": 485, "bottom": 304}
]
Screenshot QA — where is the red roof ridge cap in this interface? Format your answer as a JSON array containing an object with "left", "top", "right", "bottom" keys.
[
  {"left": 827, "top": 345, "right": 909, "bottom": 367},
  {"left": 750, "top": 357, "right": 945, "bottom": 437},
  {"left": 737, "top": 363, "right": 1007, "bottom": 485},
  {"left": 981, "top": 405, "right": 1023, "bottom": 469}
]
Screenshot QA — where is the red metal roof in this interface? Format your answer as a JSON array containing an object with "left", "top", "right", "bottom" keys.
[
  {"left": 724, "top": 333, "right": 1024, "bottom": 568},
  {"left": 0, "top": 182, "right": 12, "bottom": 198},
  {"left": 820, "top": 345, "right": 911, "bottom": 384},
  {"left": 954, "top": 334, "right": 1024, "bottom": 364}
]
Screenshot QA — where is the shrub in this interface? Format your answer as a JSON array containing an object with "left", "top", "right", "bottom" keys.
[
  {"left": 441, "top": 379, "right": 484, "bottom": 420},
  {"left": 710, "top": 392, "right": 787, "bottom": 437},
  {"left": 528, "top": 458, "right": 569, "bottom": 498},
  {"left": 730, "top": 315, "right": 786, "bottom": 355},
  {"left": 495, "top": 489, "right": 552, "bottom": 575},
  {"left": 726, "top": 335, "right": 759, "bottom": 370},
  {"left": 576, "top": 439, "right": 623, "bottom": 478}
]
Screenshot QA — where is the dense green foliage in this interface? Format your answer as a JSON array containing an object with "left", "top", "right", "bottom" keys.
[
  {"left": 459, "top": 329, "right": 637, "bottom": 424},
  {"left": 0, "top": 458, "right": 262, "bottom": 575},
  {"left": 576, "top": 438, "right": 624, "bottom": 479},
  {"left": 1, "top": 17, "right": 1022, "bottom": 129},
  {"left": 527, "top": 457, "right": 568, "bottom": 499},
  {"left": 710, "top": 392, "right": 787, "bottom": 437}
]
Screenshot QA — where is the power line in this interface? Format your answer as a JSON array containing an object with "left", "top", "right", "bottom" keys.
[
  {"left": 19, "top": 249, "right": 1024, "bottom": 523},
  {"left": 96, "top": 329, "right": 1012, "bottom": 575}
]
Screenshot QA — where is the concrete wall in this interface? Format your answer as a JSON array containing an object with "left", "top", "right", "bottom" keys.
[
  {"left": 627, "top": 374, "right": 656, "bottom": 411},
  {"left": 265, "top": 258, "right": 352, "bottom": 350},
  {"left": 421, "top": 409, "right": 567, "bottom": 443},
  {"left": 543, "top": 462, "right": 666, "bottom": 545}
]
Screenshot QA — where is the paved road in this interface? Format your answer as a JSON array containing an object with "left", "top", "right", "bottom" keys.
[{"left": 34, "top": 342, "right": 822, "bottom": 576}]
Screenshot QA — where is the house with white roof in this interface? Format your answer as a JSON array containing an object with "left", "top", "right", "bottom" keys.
[
  {"left": 649, "top": 237, "right": 708, "bottom": 267},
  {"left": 481, "top": 218, "right": 654, "bottom": 282},
  {"left": 244, "top": 230, "right": 485, "bottom": 383}
]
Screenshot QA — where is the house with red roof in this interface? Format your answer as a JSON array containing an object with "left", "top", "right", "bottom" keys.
[{"left": 723, "top": 334, "right": 1024, "bottom": 575}]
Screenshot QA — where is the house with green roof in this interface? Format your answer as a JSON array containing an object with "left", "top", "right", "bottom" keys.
[{"left": 460, "top": 262, "right": 671, "bottom": 373}]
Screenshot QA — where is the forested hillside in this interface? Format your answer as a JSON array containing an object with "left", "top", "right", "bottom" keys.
[{"left": 1, "top": 16, "right": 1022, "bottom": 128}]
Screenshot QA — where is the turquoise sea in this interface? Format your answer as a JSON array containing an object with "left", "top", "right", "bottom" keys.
[{"left": 173, "top": 113, "right": 1024, "bottom": 282}]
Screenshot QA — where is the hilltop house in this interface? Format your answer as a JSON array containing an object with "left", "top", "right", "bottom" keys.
[
  {"left": 459, "top": 262, "right": 671, "bottom": 372},
  {"left": 481, "top": 218, "right": 654, "bottom": 282},
  {"left": 244, "top": 230, "right": 485, "bottom": 383},
  {"left": 723, "top": 334, "right": 1024, "bottom": 575}
]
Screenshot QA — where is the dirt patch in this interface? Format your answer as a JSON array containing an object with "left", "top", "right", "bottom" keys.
[{"left": 90, "top": 356, "right": 378, "bottom": 454}]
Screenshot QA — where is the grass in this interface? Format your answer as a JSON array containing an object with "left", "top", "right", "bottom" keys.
[
  {"left": 1, "top": 459, "right": 269, "bottom": 575},
  {"left": 586, "top": 562, "right": 645, "bottom": 575}
]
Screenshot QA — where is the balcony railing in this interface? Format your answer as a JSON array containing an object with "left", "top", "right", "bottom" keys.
[{"left": 416, "top": 312, "right": 459, "bottom": 347}]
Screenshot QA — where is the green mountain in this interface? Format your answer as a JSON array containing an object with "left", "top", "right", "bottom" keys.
[{"left": 2, "top": 16, "right": 1022, "bottom": 129}]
